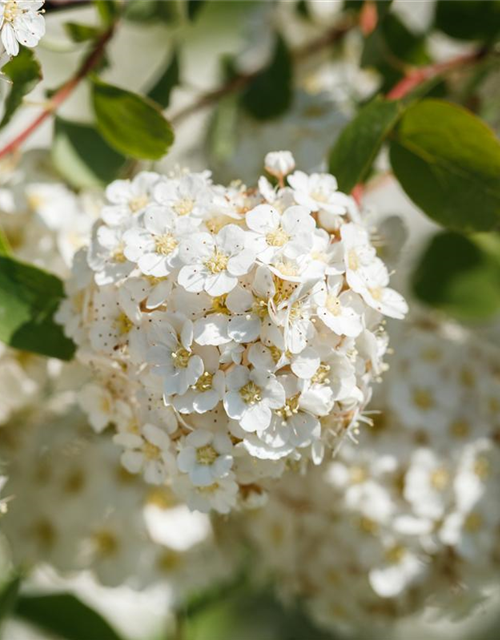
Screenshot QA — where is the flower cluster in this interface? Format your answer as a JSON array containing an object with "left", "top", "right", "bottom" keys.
[
  {"left": 232, "top": 322, "right": 500, "bottom": 636},
  {"left": 58, "top": 152, "right": 407, "bottom": 514},
  {"left": 0, "top": 0, "right": 45, "bottom": 60}
]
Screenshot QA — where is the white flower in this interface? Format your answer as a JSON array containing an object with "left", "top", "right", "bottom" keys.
[
  {"left": 173, "top": 369, "right": 225, "bottom": 414},
  {"left": 176, "top": 473, "right": 239, "bottom": 514},
  {"left": 88, "top": 223, "right": 134, "bottom": 286},
  {"left": 245, "top": 204, "right": 314, "bottom": 263},
  {"left": 177, "top": 429, "right": 233, "bottom": 486},
  {"left": 153, "top": 173, "right": 213, "bottom": 219},
  {"left": 114, "top": 423, "right": 174, "bottom": 485},
  {"left": 147, "top": 314, "right": 204, "bottom": 397},
  {"left": 288, "top": 170, "right": 351, "bottom": 215},
  {"left": 404, "top": 448, "right": 454, "bottom": 520},
  {"left": 123, "top": 205, "right": 198, "bottom": 277},
  {"left": 0, "top": 0, "right": 45, "bottom": 57},
  {"left": 178, "top": 225, "right": 255, "bottom": 296},
  {"left": 223, "top": 365, "right": 285, "bottom": 432},
  {"left": 264, "top": 151, "right": 296, "bottom": 178},
  {"left": 102, "top": 172, "right": 159, "bottom": 226},
  {"left": 314, "top": 275, "right": 364, "bottom": 337},
  {"left": 78, "top": 383, "right": 115, "bottom": 433}
]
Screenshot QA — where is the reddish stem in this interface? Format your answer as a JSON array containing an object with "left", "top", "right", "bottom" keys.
[
  {"left": 0, "top": 24, "right": 115, "bottom": 161},
  {"left": 387, "top": 49, "right": 487, "bottom": 101}
]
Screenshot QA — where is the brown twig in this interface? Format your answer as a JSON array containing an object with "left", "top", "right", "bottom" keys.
[{"left": 0, "top": 23, "right": 116, "bottom": 161}]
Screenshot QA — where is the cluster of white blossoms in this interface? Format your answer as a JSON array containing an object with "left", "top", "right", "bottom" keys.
[
  {"left": 0, "top": 0, "right": 45, "bottom": 60},
  {"left": 57, "top": 152, "right": 407, "bottom": 514},
  {"left": 232, "top": 322, "right": 500, "bottom": 636}
]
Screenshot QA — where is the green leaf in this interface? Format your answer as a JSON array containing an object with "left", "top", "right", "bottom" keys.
[
  {"left": 64, "top": 22, "right": 103, "bottom": 43},
  {"left": 147, "top": 49, "right": 180, "bottom": 109},
  {"left": 0, "top": 225, "right": 12, "bottom": 256},
  {"left": 241, "top": 34, "right": 292, "bottom": 121},
  {"left": 0, "top": 256, "right": 75, "bottom": 360},
  {"left": 412, "top": 231, "right": 500, "bottom": 321},
  {"left": 52, "top": 117, "right": 127, "bottom": 189},
  {"left": 390, "top": 99, "right": 500, "bottom": 232},
  {"left": 15, "top": 593, "right": 123, "bottom": 640},
  {"left": 187, "top": 0, "right": 206, "bottom": 21},
  {"left": 329, "top": 97, "right": 402, "bottom": 193},
  {"left": 94, "top": 0, "right": 119, "bottom": 27},
  {"left": 123, "top": 0, "right": 181, "bottom": 23},
  {"left": 434, "top": 1, "right": 500, "bottom": 42},
  {"left": 0, "top": 48, "right": 42, "bottom": 130},
  {"left": 0, "top": 575, "right": 21, "bottom": 625},
  {"left": 91, "top": 78, "right": 174, "bottom": 160}
]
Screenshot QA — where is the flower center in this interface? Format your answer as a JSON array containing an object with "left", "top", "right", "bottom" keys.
[
  {"left": 173, "top": 198, "right": 195, "bottom": 216},
  {"left": 269, "top": 346, "right": 282, "bottom": 364},
  {"left": 211, "top": 295, "right": 230, "bottom": 315},
  {"left": 266, "top": 227, "right": 290, "bottom": 247},
  {"left": 155, "top": 233, "right": 178, "bottom": 256},
  {"left": 172, "top": 347, "right": 192, "bottom": 368},
  {"left": 312, "top": 364, "right": 330, "bottom": 385},
  {"left": 240, "top": 381, "right": 262, "bottom": 405},
  {"left": 412, "top": 388, "right": 434, "bottom": 410},
  {"left": 464, "top": 512, "right": 483, "bottom": 532},
  {"left": 473, "top": 456, "right": 490, "bottom": 480},
  {"left": 196, "top": 444, "right": 218, "bottom": 465},
  {"left": 128, "top": 194, "right": 149, "bottom": 213},
  {"left": 114, "top": 312, "right": 133, "bottom": 335},
  {"left": 311, "top": 189, "right": 328, "bottom": 203},
  {"left": 369, "top": 286, "right": 383, "bottom": 301},
  {"left": 193, "top": 371, "right": 214, "bottom": 392},
  {"left": 143, "top": 441, "right": 161, "bottom": 460},
  {"left": 4, "top": 1, "right": 20, "bottom": 22},
  {"left": 275, "top": 394, "right": 300, "bottom": 419},
  {"left": 273, "top": 261, "right": 298, "bottom": 278},
  {"left": 204, "top": 249, "right": 229, "bottom": 274},
  {"left": 385, "top": 544, "right": 406, "bottom": 564},
  {"left": 347, "top": 249, "right": 359, "bottom": 271},
  {"left": 251, "top": 297, "right": 268, "bottom": 319},
  {"left": 289, "top": 301, "right": 303, "bottom": 321},
  {"left": 325, "top": 294, "right": 341, "bottom": 315},
  {"left": 93, "top": 530, "right": 119, "bottom": 556},
  {"left": 430, "top": 467, "right": 450, "bottom": 491},
  {"left": 449, "top": 419, "right": 469, "bottom": 438},
  {"left": 112, "top": 244, "right": 127, "bottom": 263}
]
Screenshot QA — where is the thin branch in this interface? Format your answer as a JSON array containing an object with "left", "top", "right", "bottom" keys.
[
  {"left": 386, "top": 48, "right": 490, "bottom": 100},
  {"left": 0, "top": 23, "right": 116, "bottom": 160},
  {"left": 169, "top": 21, "right": 353, "bottom": 127}
]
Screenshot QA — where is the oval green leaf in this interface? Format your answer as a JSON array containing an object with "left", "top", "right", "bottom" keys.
[
  {"left": 91, "top": 78, "right": 174, "bottom": 160},
  {"left": 412, "top": 231, "right": 500, "bottom": 321},
  {"left": 15, "top": 593, "right": 123, "bottom": 640},
  {"left": 0, "top": 256, "right": 75, "bottom": 360},
  {"left": 390, "top": 99, "right": 500, "bottom": 232},
  {"left": 329, "top": 97, "right": 402, "bottom": 193}
]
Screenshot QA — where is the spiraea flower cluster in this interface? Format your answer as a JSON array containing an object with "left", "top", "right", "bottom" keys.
[
  {"left": 233, "top": 323, "right": 500, "bottom": 636},
  {"left": 57, "top": 152, "right": 407, "bottom": 514}
]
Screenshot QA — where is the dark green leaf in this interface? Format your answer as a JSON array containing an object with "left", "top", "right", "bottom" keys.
[
  {"left": 434, "top": 1, "right": 500, "bottom": 42},
  {"left": 0, "top": 256, "right": 75, "bottom": 360},
  {"left": 390, "top": 99, "right": 500, "bottom": 232},
  {"left": 91, "top": 78, "right": 174, "bottom": 160},
  {"left": 412, "top": 231, "right": 500, "bottom": 321},
  {"left": 0, "top": 48, "right": 42, "bottom": 130},
  {"left": 52, "top": 117, "right": 127, "bottom": 189},
  {"left": 241, "top": 34, "right": 292, "bottom": 121},
  {"left": 187, "top": 0, "right": 206, "bottom": 21},
  {"left": 15, "top": 593, "right": 123, "bottom": 640},
  {"left": 0, "top": 575, "right": 21, "bottom": 625},
  {"left": 64, "top": 22, "right": 103, "bottom": 43},
  {"left": 147, "top": 49, "right": 180, "bottom": 109},
  {"left": 0, "top": 225, "right": 12, "bottom": 256},
  {"left": 94, "top": 0, "right": 119, "bottom": 27},
  {"left": 329, "top": 97, "right": 402, "bottom": 192}
]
